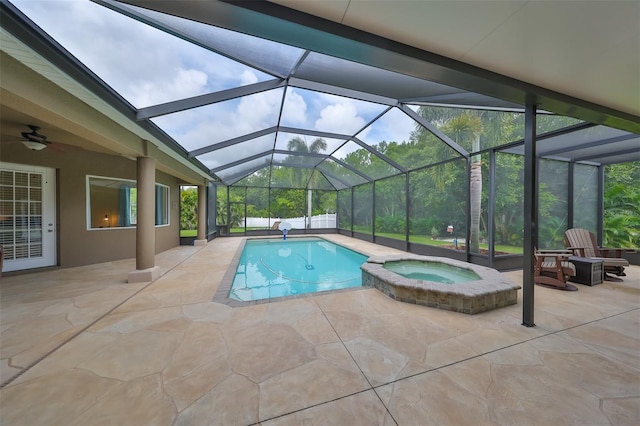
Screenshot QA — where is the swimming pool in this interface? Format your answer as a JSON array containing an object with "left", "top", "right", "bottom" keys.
[{"left": 227, "top": 237, "right": 368, "bottom": 302}]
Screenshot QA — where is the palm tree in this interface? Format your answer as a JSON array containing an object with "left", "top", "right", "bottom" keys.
[
  {"left": 285, "top": 136, "right": 327, "bottom": 187},
  {"left": 287, "top": 137, "right": 327, "bottom": 157},
  {"left": 443, "top": 113, "right": 483, "bottom": 252},
  {"left": 286, "top": 136, "right": 328, "bottom": 226}
]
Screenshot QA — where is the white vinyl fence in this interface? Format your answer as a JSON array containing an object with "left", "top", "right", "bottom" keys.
[{"left": 242, "top": 213, "right": 336, "bottom": 229}]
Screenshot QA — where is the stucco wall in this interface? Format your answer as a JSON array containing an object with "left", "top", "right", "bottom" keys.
[{"left": 1, "top": 143, "right": 180, "bottom": 268}]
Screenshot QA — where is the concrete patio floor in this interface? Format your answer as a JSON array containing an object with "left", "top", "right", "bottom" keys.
[{"left": 1, "top": 235, "right": 638, "bottom": 425}]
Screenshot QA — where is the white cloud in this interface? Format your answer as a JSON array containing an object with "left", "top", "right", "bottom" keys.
[
  {"left": 236, "top": 89, "right": 283, "bottom": 132},
  {"left": 281, "top": 89, "right": 307, "bottom": 126},
  {"left": 316, "top": 92, "right": 385, "bottom": 117},
  {"left": 240, "top": 70, "right": 259, "bottom": 86},
  {"left": 132, "top": 68, "right": 209, "bottom": 107},
  {"left": 12, "top": 0, "right": 268, "bottom": 108},
  {"left": 360, "top": 108, "right": 416, "bottom": 145},
  {"left": 152, "top": 88, "right": 285, "bottom": 151},
  {"left": 315, "top": 103, "right": 366, "bottom": 135}
]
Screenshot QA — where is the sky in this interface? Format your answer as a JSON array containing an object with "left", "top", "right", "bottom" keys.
[{"left": 11, "top": 0, "right": 422, "bottom": 165}]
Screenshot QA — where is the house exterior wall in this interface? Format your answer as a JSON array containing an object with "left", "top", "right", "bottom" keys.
[{"left": 0, "top": 143, "right": 179, "bottom": 268}]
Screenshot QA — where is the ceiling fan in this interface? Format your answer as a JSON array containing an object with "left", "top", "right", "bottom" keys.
[
  {"left": 21, "top": 125, "right": 50, "bottom": 150},
  {"left": 4, "top": 124, "right": 81, "bottom": 153},
  {"left": 0, "top": 124, "right": 87, "bottom": 154}
]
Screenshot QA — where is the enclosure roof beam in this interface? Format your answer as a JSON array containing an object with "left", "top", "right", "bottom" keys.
[
  {"left": 572, "top": 147, "right": 640, "bottom": 163},
  {"left": 398, "top": 104, "right": 468, "bottom": 158},
  {"left": 288, "top": 77, "right": 397, "bottom": 106},
  {"left": 314, "top": 168, "right": 350, "bottom": 190},
  {"left": 210, "top": 150, "right": 272, "bottom": 173},
  {"left": 137, "top": 79, "right": 286, "bottom": 120},
  {"left": 328, "top": 157, "right": 374, "bottom": 182},
  {"left": 273, "top": 149, "right": 327, "bottom": 158},
  {"left": 225, "top": 163, "right": 271, "bottom": 186},
  {"left": 503, "top": 122, "right": 598, "bottom": 150},
  {"left": 352, "top": 137, "right": 407, "bottom": 173},
  {"left": 540, "top": 133, "right": 637, "bottom": 157},
  {"left": 289, "top": 50, "right": 311, "bottom": 76},
  {"left": 271, "top": 161, "right": 318, "bottom": 169},
  {"left": 277, "top": 126, "right": 352, "bottom": 141},
  {"left": 189, "top": 127, "right": 277, "bottom": 158}
]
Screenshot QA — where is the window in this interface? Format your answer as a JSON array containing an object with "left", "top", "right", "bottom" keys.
[
  {"left": 87, "top": 176, "right": 169, "bottom": 229},
  {"left": 155, "top": 184, "right": 169, "bottom": 226}
]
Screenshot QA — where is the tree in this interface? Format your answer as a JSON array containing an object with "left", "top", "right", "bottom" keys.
[
  {"left": 286, "top": 136, "right": 327, "bottom": 226},
  {"left": 180, "top": 186, "right": 198, "bottom": 231},
  {"left": 374, "top": 174, "right": 406, "bottom": 236},
  {"left": 227, "top": 187, "right": 247, "bottom": 228},
  {"left": 414, "top": 107, "right": 519, "bottom": 251},
  {"left": 287, "top": 136, "right": 327, "bottom": 156},
  {"left": 604, "top": 162, "right": 640, "bottom": 248},
  {"left": 269, "top": 188, "right": 305, "bottom": 218},
  {"left": 284, "top": 136, "right": 327, "bottom": 187},
  {"left": 442, "top": 113, "right": 483, "bottom": 252}
]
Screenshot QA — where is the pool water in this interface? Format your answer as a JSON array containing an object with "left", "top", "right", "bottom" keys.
[
  {"left": 229, "top": 238, "right": 368, "bottom": 301},
  {"left": 383, "top": 260, "right": 480, "bottom": 284}
]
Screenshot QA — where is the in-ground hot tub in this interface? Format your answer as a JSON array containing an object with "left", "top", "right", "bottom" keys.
[{"left": 361, "top": 254, "right": 521, "bottom": 314}]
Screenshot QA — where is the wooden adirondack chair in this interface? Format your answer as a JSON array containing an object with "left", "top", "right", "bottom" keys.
[
  {"left": 534, "top": 249, "right": 578, "bottom": 291},
  {"left": 564, "top": 228, "right": 630, "bottom": 281}
]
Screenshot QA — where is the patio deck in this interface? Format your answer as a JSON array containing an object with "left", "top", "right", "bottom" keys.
[{"left": 1, "top": 235, "right": 638, "bottom": 425}]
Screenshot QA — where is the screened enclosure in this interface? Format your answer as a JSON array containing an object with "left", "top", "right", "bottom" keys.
[{"left": 5, "top": 0, "right": 639, "bottom": 270}]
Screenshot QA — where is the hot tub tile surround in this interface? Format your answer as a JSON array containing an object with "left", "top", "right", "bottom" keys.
[{"left": 361, "top": 255, "right": 521, "bottom": 314}]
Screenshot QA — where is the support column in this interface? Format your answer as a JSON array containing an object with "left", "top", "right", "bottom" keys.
[
  {"left": 522, "top": 103, "right": 537, "bottom": 327},
  {"left": 567, "top": 162, "right": 575, "bottom": 230},
  {"left": 405, "top": 172, "right": 410, "bottom": 252},
  {"left": 597, "top": 165, "right": 605, "bottom": 244},
  {"left": 488, "top": 150, "right": 496, "bottom": 267},
  {"left": 194, "top": 185, "right": 208, "bottom": 246},
  {"left": 128, "top": 156, "right": 160, "bottom": 283}
]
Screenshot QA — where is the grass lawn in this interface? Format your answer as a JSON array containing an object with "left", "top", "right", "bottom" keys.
[
  {"left": 230, "top": 227, "right": 266, "bottom": 233},
  {"left": 180, "top": 229, "right": 197, "bottom": 237},
  {"left": 220, "top": 227, "right": 523, "bottom": 255},
  {"left": 363, "top": 231, "right": 523, "bottom": 254}
]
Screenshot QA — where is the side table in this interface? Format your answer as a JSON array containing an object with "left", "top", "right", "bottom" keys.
[{"left": 568, "top": 256, "right": 604, "bottom": 286}]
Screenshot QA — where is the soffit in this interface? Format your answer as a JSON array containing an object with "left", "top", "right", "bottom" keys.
[{"left": 271, "top": 0, "right": 640, "bottom": 118}]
